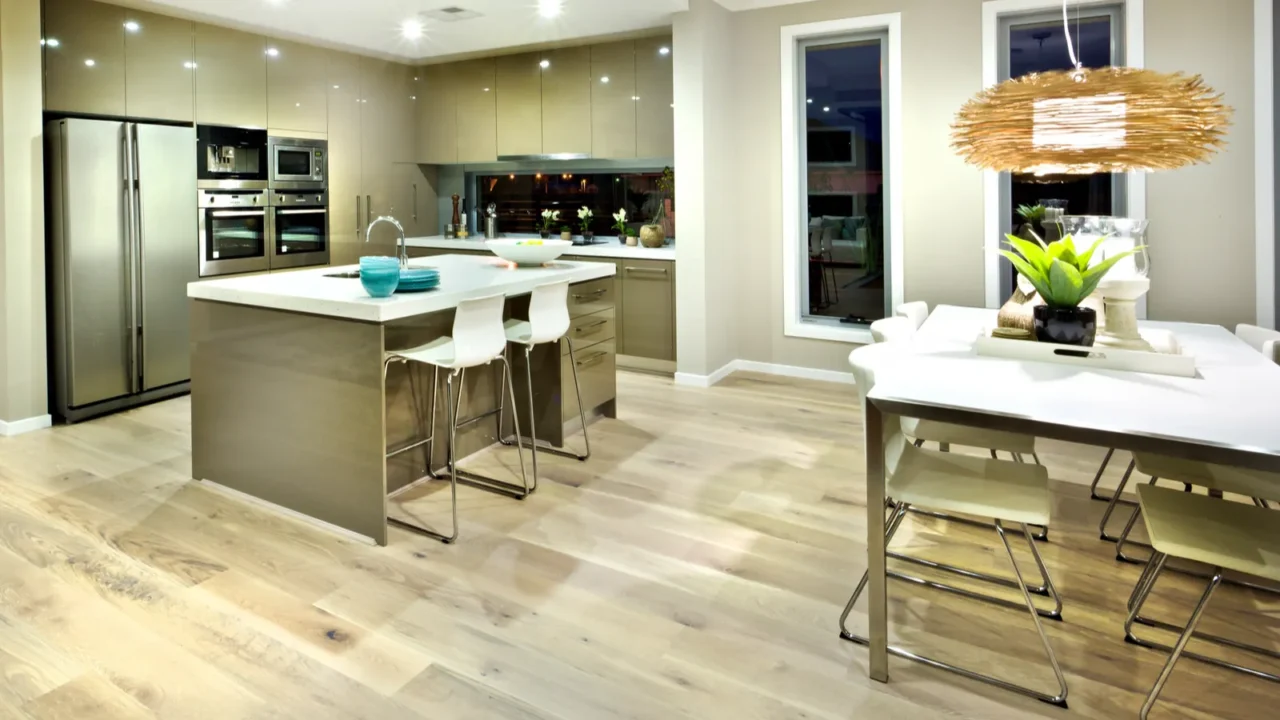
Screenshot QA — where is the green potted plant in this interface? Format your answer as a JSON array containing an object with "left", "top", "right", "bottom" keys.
[
  {"left": 578, "top": 206, "right": 595, "bottom": 243},
  {"left": 640, "top": 167, "right": 674, "bottom": 248},
  {"left": 539, "top": 209, "right": 560, "bottom": 239},
  {"left": 561, "top": 225, "right": 573, "bottom": 242},
  {"left": 1000, "top": 233, "right": 1141, "bottom": 346},
  {"left": 1016, "top": 204, "right": 1045, "bottom": 239},
  {"left": 612, "top": 209, "right": 629, "bottom": 244},
  {"left": 625, "top": 227, "right": 639, "bottom": 247}
]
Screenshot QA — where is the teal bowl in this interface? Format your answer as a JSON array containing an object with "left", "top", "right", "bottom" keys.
[{"left": 361, "top": 268, "right": 400, "bottom": 298}]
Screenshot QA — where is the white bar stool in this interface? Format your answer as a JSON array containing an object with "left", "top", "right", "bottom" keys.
[
  {"left": 383, "top": 292, "right": 529, "bottom": 544},
  {"left": 497, "top": 280, "right": 591, "bottom": 492}
]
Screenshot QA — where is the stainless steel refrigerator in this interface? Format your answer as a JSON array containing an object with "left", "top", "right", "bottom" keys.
[{"left": 47, "top": 118, "right": 197, "bottom": 422}]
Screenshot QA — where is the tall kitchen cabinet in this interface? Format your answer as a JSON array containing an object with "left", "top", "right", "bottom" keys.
[
  {"left": 635, "top": 36, "right": 674, "bottom": 158},
  {"left": 495, "top": 53, "right": 543, "bottom": 158},
  {"left": 590, "top": 41, "right": 637, "bottom": 160},
  {"left": 44, "top": 0, "right": 195, "bottom": 122},
  {"left": 195, "top": 24, "right": 267, "bottom": 127},
  {"left": 455, "top": 59, "right": 497, "bottom": 163},
  {"left": 327, "top": 51, "right": 364, "bottom": 266},
  {"left": 541, "top": 46, "right": 592, "bottom": 155},
  {"left": 266, "top": 39, "right": 329, "bottom": 134}
]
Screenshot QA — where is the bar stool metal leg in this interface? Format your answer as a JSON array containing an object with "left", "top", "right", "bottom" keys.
[
  {"left": 389, "top": 368, "right": 459, "bottom": 544},
  {"left": 496, "top": 339, "right": 592, "bottom": 471},
  {"left": 449, "top": 357, "right": 531, "bottom": 500}
]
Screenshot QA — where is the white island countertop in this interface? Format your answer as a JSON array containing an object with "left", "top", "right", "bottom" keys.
[
  {"left": 188, "top": 254, "right": 617, "bottom": 323},
  {"left": 406, "top": 235, "right": 677, "bottom": 261}
]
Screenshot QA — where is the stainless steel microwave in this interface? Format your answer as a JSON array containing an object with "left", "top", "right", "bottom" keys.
[{"left": 269, "top": 136, "right": 326, "bottom": 190}]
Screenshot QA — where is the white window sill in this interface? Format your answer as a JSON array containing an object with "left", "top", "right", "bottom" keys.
[{"left": 785, "top": 317, "right": 874, "bottom": 344}]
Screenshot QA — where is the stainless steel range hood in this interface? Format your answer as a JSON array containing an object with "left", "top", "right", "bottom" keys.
[{"left": 496, "top": 153, "right": 593, "bottom": 162}]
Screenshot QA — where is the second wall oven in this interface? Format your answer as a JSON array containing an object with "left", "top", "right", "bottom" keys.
[{"left": 270, "top": 190, "right": 330, "bottom": 270}]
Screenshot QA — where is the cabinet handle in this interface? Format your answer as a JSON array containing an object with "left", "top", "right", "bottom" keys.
[
  {"left": 572, "top": 288, "right": 608, "bottom": 300},
  {"left": 278, "top": 208, "right": 326, "bottom": 216},
  {"left": 624, "top": 266, "right": 669, "bottom": 275},
  {"left": 211, "top": 210, "right": 266, "bottom": 218},
  {"left": 575, "top": 319, "right": 608, "bottom": 333},
  {"left": 412, "top": 184, "right": 418, "bottom": 222},
  {"left": 575, "top": 351, "right": 608, "bottom": 368},
  {"left": 355, "top": 195, "right": 360, "bottom": 234}
]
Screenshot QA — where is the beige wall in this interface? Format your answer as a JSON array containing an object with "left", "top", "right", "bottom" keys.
[
  {"left": 0, "top": 0, "right": 48, "bottom": 424},
  {"left": 674, "top": 0, "right": 1262, "bottom": 375},
  {"left": 1146, "top": 0, "right": 1256, "bottom": 328}
]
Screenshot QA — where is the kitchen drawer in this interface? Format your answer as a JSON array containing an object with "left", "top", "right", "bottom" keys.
[
  {"left": 563, "top": 308, "right": 616, "bottom": 355},
  {"left": 562, "top": 340, "right": 616, "bottom": 422},
  {"left": 568, "top": 277, "right": 616, "bottom": 318}
]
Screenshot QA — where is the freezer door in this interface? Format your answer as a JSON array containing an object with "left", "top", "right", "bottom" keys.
[
  {"left": 134, "top": 123, "right": 198, "bottom": 391},
  {"left": 47, "top": 118, "right": 132, "bottom": 410}
]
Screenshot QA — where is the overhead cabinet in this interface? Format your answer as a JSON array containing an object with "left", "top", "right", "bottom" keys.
[
  {"left": 635, "top": 36, "right": 675, "bottom": 159},
  {"left": 495, "top": 52, "right": 544, "bottom": 157},
  {"left": 455, "top": 59, "right": 498, "bottom": 163},
  {"left": 590, "top": 41, "right": 637, "bottom": 160},
  {"left": 267, "top": 39, "right": 330, "bottom": 133},
  {"left": 540, "top": 46, "right": 592, "bottom": 156},
  {"left": 195, "top": 24, "right": 267, "bottom": 127}
]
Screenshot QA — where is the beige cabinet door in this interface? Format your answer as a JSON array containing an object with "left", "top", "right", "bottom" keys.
[
  {"left": 44, "top": 0, "right": 126, "bottom": 116},
  {"left": 590, "top": 41, "right": 637, "bottom": 160},
  {"left": 418, "top": 64, "right": 457, "bottom": 164},
  {"left": 266, "top": 38, "right": 329, "bottom": 133},
  {"left": 541, "top": 46, "right": 591, "bottom": 155},
  {"left": 195, "top": 24, "right": 267, "bottom": 128},
  {"left": 455, "top": 59, "right": 497, "bottom": 163},
  {"left": 495, "top": 52, "right": 542, "bottom": 157},
  {"left": 327, "top": 51, "right": 363, "bottom": 264},
  {"left": 619, "top": 259, "right": 676, "bottom": 361},
  {"left": 635, "top": 36, "right": 674, "bottom": 158},
  {"left": 123, "top": 9, "right": 194, "bottom": 122}
]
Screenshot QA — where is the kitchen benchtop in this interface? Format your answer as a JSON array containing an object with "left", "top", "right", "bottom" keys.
[
  {"left": 405, "top": 235, "right": 677, "bottom": 261},
  {"left": 187, "top": 254, "right": 616, "bottom": 323}
]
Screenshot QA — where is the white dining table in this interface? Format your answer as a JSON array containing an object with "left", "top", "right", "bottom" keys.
[{"left": 861, "top": 305, "right": 1280, "bottom": 683}]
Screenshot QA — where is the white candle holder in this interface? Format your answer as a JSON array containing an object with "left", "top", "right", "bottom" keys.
[{"left": 1061, "top": 216, "right": 1152, "bottom": 351}]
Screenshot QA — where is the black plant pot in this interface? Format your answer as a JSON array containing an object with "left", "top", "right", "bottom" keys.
[
  {"left": 540, "top": 230, "right": 551, "bottom": 239},
  {"left": 1033, "top": 305, "right": 1097, "bottom": 346}
]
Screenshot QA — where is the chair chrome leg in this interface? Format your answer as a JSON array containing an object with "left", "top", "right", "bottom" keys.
[
  {"left": 903, "top": 506, "right": 1048, "bottom": 543},
  {"left": 565, "top": 337, "right": 592, "bottom": 462},
  {"left": 1099, "top": 459, "right": 1138, "bottom": 541},
  {"left": 522, "top": 345, "right": 540, "bottom": 492},
  {"left": 995, "top": 520, "right": 1068, "bottom": 706},
  {"left": 1089, "top": 448, "right": 1117, "bottom": 501},
  {"left": 1115, "top": 476, "right": 1160, "bottom": 563},
  {"left": 389, "top": 369, "right": 460, "bottom": 544},
  {"left": 839, "top": 507, "right": 1069, "bottom": 708},
  {"left": 1140, "top": 572, "right": 1223, "bottom": 720}
]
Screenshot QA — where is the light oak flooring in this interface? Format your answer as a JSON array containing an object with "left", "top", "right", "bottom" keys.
[{"left": 0, "top": 371, "right": 1277, "bottom": 719}]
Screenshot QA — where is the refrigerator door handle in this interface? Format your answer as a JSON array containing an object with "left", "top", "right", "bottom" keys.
[
  {"left": 130, "top": 123, "right": 145, "bottom": 393},
  {"left": 123, "top": 124, "right": 141, "bottom": 395}
]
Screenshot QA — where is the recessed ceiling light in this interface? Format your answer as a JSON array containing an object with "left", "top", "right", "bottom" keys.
[
  {"left": 266, "top": 47, "right": 279, "bottom": 57},
  {"left": 401, "top": 19, "right": 424, "bottom": 40},
  {"left": 45, "top": 38, "right": 60, "bottom": 47},
  {"left": 537, "top": 0, "right": 562, "bottom": 19},
  {"left": 600, "top": 76, "right": 609, "bottom": 84},
  {"left": 184, "top": 61, "right": 197, "bottom": 69},
  {"left": 659, "top": 46, "right": 670, "bottom": 56},
  {"left": 84, "top": 59, "right": 95, "bottom": 67},
  {"left": 123, "top": 21, "right": 140, "bottom": 32},
  {"left": 539, "top": 59, "right": 550, "bottom": 69},
  {"left": 823, "top": 106, "right": 830, "bottom": 112}
]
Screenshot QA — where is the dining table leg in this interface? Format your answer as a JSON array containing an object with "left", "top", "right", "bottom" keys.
[{"left": 865, "top": 400, "right": 889, "bottom": 682}]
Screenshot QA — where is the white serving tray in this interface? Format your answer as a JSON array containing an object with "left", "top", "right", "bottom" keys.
[{"left": 974, "top": 333, "right": 1198, "bottom": 378}]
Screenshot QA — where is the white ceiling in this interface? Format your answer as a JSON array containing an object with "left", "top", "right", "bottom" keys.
[{"left": 119, "top": 0, "right": 689, "bottom": 62}]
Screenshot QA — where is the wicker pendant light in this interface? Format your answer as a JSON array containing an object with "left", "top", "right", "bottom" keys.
[{"left": 951, "top": 2, "right": 1232, "bottom": 175}]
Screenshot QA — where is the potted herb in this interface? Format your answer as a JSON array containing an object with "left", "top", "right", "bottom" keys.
[
  {"left": 578, "top": 206, "right": 594, "bottom": 242},
  {"left": 625, "top": 227, "right": 638, "bottom": 247},
  {"left": 1000, "top": 234, "right": 1140, "bottom": 346},
  {"left": 612, "top": 209, "right": 629, "bottom": 244},
  {"left": 539, "top": 210, "right": 560, "bottom": 239},
  {"left": 561, "top": 226, "right": 573, "bottom": 242}
]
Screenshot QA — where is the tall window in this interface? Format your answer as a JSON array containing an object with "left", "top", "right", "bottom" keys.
[
  {"left": 800, "top": 33, "right": 889, "bottom": 325},
  {"left": 997, "top": 5, "right": 1126, "bottom": 298}
]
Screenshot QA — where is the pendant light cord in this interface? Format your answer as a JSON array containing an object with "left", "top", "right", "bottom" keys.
[{"left": 1063, "top": 0, "right": 1082, "bottom": 69}]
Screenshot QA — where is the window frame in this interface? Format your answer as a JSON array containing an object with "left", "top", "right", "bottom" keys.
[
  {"left": 781, "top": 13, "right": 903, "bottom": 344},
  {"left": 981, "top": 0, "right": 1145, "bottom": 310}
]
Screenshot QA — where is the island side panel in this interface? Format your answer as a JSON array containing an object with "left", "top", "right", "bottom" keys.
[{"left": 191, "top": 299, "right": 389, "bottom": 545}]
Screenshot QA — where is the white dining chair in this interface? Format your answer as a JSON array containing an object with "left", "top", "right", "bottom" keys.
[
  {"left": 1125, "top": 485, "right": 1280, "bottom": 718},
  {"left": 383, "top": 292, "right": 529, "bottom": 544},
  {"left": 894, "top": 300, "right": 930, "bottom": 330},
  {"left": 869, "top": 316, "right": 916, "bottom": 343},
  {"left": 496, "top": 281, "right": 591, "bottom": 492},
  {"left": 840, "top": 343, "right": 1068, "bottom": 708}
]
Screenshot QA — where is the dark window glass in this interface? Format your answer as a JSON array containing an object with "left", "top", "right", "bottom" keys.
[
  {"left": 475, "top": 171, "right": 672, "bottom": 238},
  {"left": 803, "top": 38, "right": 885, "bottom": 324}
]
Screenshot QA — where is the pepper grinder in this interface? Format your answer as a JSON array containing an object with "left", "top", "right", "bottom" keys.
[{"left": 451, "top": 195, "right": 462, "bottom": 238}]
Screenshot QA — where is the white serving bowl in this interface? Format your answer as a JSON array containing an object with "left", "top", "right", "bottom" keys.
[{"left": 485, "top": 239, "right": 572, "bottom": 266}]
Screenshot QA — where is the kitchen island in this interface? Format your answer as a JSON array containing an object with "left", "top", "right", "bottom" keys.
[{"left": 187, "top": 254, "right": 618, "bottom": 545}]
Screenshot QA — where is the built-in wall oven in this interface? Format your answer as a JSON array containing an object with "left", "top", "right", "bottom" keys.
[
  {"left": 270, "top": 190, "right": 330, "bottom": 270},
  {"left": 198, "top": 189, "right": 271, "bottom": 277}
]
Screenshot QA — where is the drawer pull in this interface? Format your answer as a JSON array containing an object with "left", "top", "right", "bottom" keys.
[
  {"left": 624, "top": 266, "right": 669, "bottom": 275},
  {"left": 573, "top": 288, "right": 608, "bottom": 300},
  {"left": 575, "top": 351, "right": 608, "bottom": 368},
  {"left": 575, "top": 319, "right": 608, "bottom": 333}
]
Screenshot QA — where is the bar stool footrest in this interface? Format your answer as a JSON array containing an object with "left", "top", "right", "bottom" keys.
[{"left": 454, "top": 469, "right": 530, "bottom": 500}]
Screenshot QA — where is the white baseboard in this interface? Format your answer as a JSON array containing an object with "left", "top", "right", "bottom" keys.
[
  {"left": 0, "top": 414, "right": 52, "bottom": 437},
  {"left": 674, "top": 359, "right": 854, "bottom": 388}
]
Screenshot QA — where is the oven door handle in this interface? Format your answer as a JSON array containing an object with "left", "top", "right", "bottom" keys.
[
  {"left": 277, "top": 208, "right": 327, "bottom": 215},
  {"left": 211, "top": 210, "right": 267, "bottom": 218}
]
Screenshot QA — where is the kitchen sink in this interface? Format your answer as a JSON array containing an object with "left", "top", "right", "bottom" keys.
[{"left": 324, "top": 271, "right": 361, "bottom": 279}]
